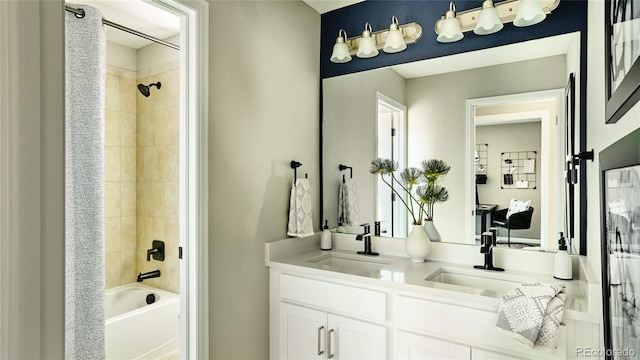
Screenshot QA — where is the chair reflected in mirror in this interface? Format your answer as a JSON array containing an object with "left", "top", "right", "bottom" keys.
[{"left": 492, "top": 206, "right": 534, "bottom": 247}]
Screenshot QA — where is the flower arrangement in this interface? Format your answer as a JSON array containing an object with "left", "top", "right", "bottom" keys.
[{"left": 370, "top": 158, "right": 450, "bottom": 225}]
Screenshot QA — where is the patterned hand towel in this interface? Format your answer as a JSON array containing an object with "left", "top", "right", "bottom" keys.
[
  {"left": 338, "top": 178, "right": 360, "bottom": 225},
  {"left": 287, "top": 178, "right": 314, "bottom": 237},
  {"left": 496, "top": 282, "right": 566, "bottom": 351}
]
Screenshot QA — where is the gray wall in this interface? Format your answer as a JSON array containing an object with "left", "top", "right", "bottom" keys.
[
  {"left": 476, "top": 122, "right": 542, "bottom": 239},
  {"left": 208, "top": 1, "right": 320, "bottom": 358},
  {"left": 406, "top": 55, "right": 566, "bottom": 243}
]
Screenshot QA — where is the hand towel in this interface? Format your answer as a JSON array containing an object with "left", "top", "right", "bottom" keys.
[
  {"left": 338, "top": 178, "right": 360, "bottom": 225},
  {"left": 287, "top": 178, "right": 314, "bottom": 237},
  {"left": 524, "top": 159, "right": 536, "bottom": 174},
  {"left": 496, "top": 282, "right": 566, "bottom": 351}
]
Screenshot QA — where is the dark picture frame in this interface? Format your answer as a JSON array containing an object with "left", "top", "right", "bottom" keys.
[
  {"left": 606, "top": 0, "right": 640, "bottom": 124},
  {"left": 599, "top": 128, "right": 640, "bottom": 359}
]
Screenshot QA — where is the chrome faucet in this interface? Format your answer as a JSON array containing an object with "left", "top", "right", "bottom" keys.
[
  {"left": 474, "top": 229, "right": 504, "bottom": 271},
  {"left": 137, "top": 270, "right": 161, "bottom": 282},
  {"left": 356, "top": 223, "right": 379, "bottom": 256}
]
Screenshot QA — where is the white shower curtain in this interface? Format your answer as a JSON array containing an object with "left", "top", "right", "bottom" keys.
[{"left": 65, "top": 4, "right": 106, "bottom": 359}]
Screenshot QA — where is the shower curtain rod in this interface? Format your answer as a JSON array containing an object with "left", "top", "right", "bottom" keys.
[{"left": 65, "top": 5, "right": 180, "bottom": 51}]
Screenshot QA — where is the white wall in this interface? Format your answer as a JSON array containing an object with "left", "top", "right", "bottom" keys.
[
  {"left": 208, "top": 1, "right": 320, "bottom": 358},
  {"left": 406, "top": 55, "right": 566, "bottom": 243},
  {"left": 586, "top": 2, "right": 640, "bottom": 281}
]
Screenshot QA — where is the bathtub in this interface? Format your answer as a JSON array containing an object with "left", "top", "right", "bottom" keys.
[{"left": 105, "top": 283, "right": 180, "bottom": 359}]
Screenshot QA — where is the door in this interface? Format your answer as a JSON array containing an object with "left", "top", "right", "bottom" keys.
[
  {"left": 328, "top": 314, "right": 386, "bottom": 359},
  {"left": 279, "top": 303, "right": 326, "bottom": 360}
]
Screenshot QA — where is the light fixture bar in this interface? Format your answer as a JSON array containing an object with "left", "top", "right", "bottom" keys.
[
  {"left": 343, "top": 22, "right": 423, "bottom": 55},
  {"left": 434, "top": 0, "right": 559, "bottom": 34}
]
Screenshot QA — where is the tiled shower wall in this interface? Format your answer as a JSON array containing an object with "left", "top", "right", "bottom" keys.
[
  {"left": 135, "top": 62, "right": 180, "bottom": 293},
  {"left": 103, "top": 57, "right": 180, "bottom": 293},
  {"left": 104, "top": 65, "right": 138, "bottom": 288}
]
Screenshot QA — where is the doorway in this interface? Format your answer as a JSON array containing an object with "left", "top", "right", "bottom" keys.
[{"left": 65, "top": 0, "right": 208, "bottom": 358}]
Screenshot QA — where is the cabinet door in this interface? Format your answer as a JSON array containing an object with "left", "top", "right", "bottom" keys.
[
  {"left": 395, "top": 330, "right": 470, "bottom": 360},
  {"left": 279, "top": 303, "right": 327, "bottom": 360},
  {"left": 328, "top": 315, "right": 386, "bottom": 360}
]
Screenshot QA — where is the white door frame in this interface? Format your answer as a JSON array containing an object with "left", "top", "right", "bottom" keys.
[
  {"left": 465, "top": 89, "right": 565, "bottom": 248},
  {"left": 151, "top": 0, "right": 209, "bottom": 358}
]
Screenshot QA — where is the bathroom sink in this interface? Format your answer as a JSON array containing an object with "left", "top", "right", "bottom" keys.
[
  {"left": 304, "top": 252, "right": 392, "bottom": 278},
  {"left": 425, "top": 266, "right": 535, "bottom": 298}
]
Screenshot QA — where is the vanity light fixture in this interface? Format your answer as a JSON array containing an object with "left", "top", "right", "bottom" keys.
[
  {"left": 383, "top": 16, "right": 407, "bottom": 53},
  {"left": 435, "top": 0, "right": 560, "bottom": 43},
  {"left": 330, "top": 29, "right": 352, "bottom": 63},
  {"left": 356, "top": 22, "right": 379, "bottom": 58},
  {"left": 329, "top": 16, "right": 422, "bottom": 63},
  {"left": 474, "top": 0, "right": 503, "bottom": 35},
  {"left": 436, "top": 2, "right": 464, "bottom": 43}
]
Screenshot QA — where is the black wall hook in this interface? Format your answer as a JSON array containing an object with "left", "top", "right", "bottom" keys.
[
  {"left": 339, "top": 164, "right": 353, "bottom": 181},
  {"left": 291, "top": 161, "right": 303, "bottom": 184}
]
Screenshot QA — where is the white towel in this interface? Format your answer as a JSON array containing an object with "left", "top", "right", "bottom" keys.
[
  {"left": 338, "top": 178, "right": 360, "bottom": 225},
  {"left": 524, "top": 159, "right": 536, "bottom": 174},
  {"left": 287, "top": 178, "right": 314, "bottom": 237},
  {"left": 496, "top": 282, "right": 566, "bottom": 351}
]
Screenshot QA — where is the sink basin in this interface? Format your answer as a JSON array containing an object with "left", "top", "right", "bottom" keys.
[
  {"left": 304, "top": 252, "right": 391, "bottom": 278},
  {"left": 425, "top": 266, "right": 536, "bottom": 298}
]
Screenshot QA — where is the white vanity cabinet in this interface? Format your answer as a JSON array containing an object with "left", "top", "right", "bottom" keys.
[
  {"left": 279, "top": 303, "right": 386, "bottom": 359},
  {"left": 271, "top": 272, "right": 388, "bottom": 359}
]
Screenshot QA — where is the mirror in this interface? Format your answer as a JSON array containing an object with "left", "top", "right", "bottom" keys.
[{"left": 322, "top": 32, "right": 581, "bottom": 253}]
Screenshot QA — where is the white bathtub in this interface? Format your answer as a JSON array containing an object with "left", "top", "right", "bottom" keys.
[{"left": 105, "top": 283, "right": 180, "bottom": 359}]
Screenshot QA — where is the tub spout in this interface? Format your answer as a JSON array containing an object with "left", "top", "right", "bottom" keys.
[{"left": 137, "top": 270, "right": 161, "bottom": 282}]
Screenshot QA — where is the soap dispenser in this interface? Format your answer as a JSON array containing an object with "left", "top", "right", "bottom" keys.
[
  {"left": 321, "top": 220, "right": 332, "bottom": 250},
  {"left": 554, "top": 232, "right": 573, "bottom": 280}
]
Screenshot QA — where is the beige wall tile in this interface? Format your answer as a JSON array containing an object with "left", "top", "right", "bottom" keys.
[
  {"left": 148, "top": 182, "right": 165, "bottom": 218},
  {"left": 136, "top": 215, "right": 151, "bottom": 250},
  {"left": 105, "top": 217, "right": 121, "bottom": 255},
  {"left": 121, "top": 181, "right": 136, "bottom": 216},
  {"left": 105, "top": 110, "right": 120, "bottom": 146},
  {"left": 148, "top": 63, "right": 170, "bottom": 77},
  {"left": 120, "top": 77, "right": 136, "bottom": 114},
  {"left": 136, "top": 148, "right": 145, "bottom": 182},
  {"left": 121, "top": 112, "right": 136, "bottom": 147},
  {"left": 120, "top": 250, "right": 137, "bottom": 284},
  {"left": 164, "top": 217, "right": 179, "bottom": 258},
  {"left": 162, "top": 256, "right": 180, "bottom": 293},
  {"left": 158, "top": 145, "right": 179, "bottom": 182},
  {"left": 143, "top": 147, "right": 159, "bottom": 181},
  {"left": 105, "top": 73, "right": 120, "bottom": 111},
  {"left": 155, "top": 108, "right": 179, "bottom": 146},
  {"left": 120, "top": 147, "right": 136, "bottom": 182},
  {"left": 104, "top": 182, "right": 121, "bottom": 218},
  {"left": 104, "top": 146, "right": 121, "bottom": 182},
  {"left": 105, "top": 252, "right": 122, "bottom": 289},
  {"left": 164, "top": 182, "right": 179, "bottom": 219},
  {"left": 121, "top": 216, "right": 137, "bottom": 251}
]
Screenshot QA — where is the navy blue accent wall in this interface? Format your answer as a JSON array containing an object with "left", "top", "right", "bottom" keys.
[{"left": 320, "top": 0, "right": 587, "bottom": 79}]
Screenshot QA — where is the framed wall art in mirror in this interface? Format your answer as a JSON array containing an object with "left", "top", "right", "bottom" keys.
[{"left": 606, "top": 0, "right": 640, "bottom": 124}]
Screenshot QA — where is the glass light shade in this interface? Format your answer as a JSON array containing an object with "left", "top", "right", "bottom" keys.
[
  {"left": 330, "top": 31, "right": 352, "bottom": 64},
  {"left": 514, "top": 0, "right": 546, "bottom": 27},
  {"left": 437, "top": 17, "right": 463, "bottom": 43},
  {"left": 383, "top": 24, "right": 407, "bottom": 53},
  {"left": 357, "top": 31, "right": 379, "bottom": 58},
  {"left": 473, "top": 1, "right": 503, "bottom": 35}
]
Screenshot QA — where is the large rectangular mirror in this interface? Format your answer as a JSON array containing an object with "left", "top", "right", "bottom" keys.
[{"left": 322, "top": 32, "right": 581, "bottom": 253}]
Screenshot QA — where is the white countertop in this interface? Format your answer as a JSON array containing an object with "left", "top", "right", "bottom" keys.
[{"left": 265, "top": 233, "right": 601, "bottom": 323}]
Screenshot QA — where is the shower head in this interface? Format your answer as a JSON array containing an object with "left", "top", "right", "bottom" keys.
[{"left": 137, "top": 82, "right": 161, "bottom": 97}]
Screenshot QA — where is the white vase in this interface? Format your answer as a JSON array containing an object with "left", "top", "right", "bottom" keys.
[
  {"left": 405, "top": 224, "right": 431, "bottom": 263},
  {"left": 423, "top": 220, "right": 441, "bottom": 242}
]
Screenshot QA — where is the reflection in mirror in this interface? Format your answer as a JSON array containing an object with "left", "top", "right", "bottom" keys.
[
  {"left": 468, "top": 91, "right": 566, "bottom": 250},
  {"left": 322, "top": 32, "right": 581, "bottom": 253},
  {"left": 376, "top": 93, "right": 407, "bottom": 237}
]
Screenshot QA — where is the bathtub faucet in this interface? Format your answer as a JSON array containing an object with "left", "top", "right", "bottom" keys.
[{"left": 137, "top": 270, "right": 161, "bottom": 282}]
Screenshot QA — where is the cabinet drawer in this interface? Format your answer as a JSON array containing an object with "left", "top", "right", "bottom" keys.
[
  {"left": 395, "top": 295, "right": 567, "bottom": 359},
  {"left": 279, "top": 273, "right": 386, "bottom": 322}
]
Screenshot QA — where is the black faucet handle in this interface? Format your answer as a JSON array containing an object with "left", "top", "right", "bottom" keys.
[
  {"left": 360, "top": 223, "right": 370, "bottom": 234},
  {"left": 147, "top": 240, "right": 165, "bottom": 262}
]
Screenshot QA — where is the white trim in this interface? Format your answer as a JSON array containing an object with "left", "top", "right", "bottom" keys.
[
  {"left": 151, "top": 0, "right": 209, "bottom": 358},
  {"left": 465, "top": 89, "right": 565, "bottom": 249}
]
